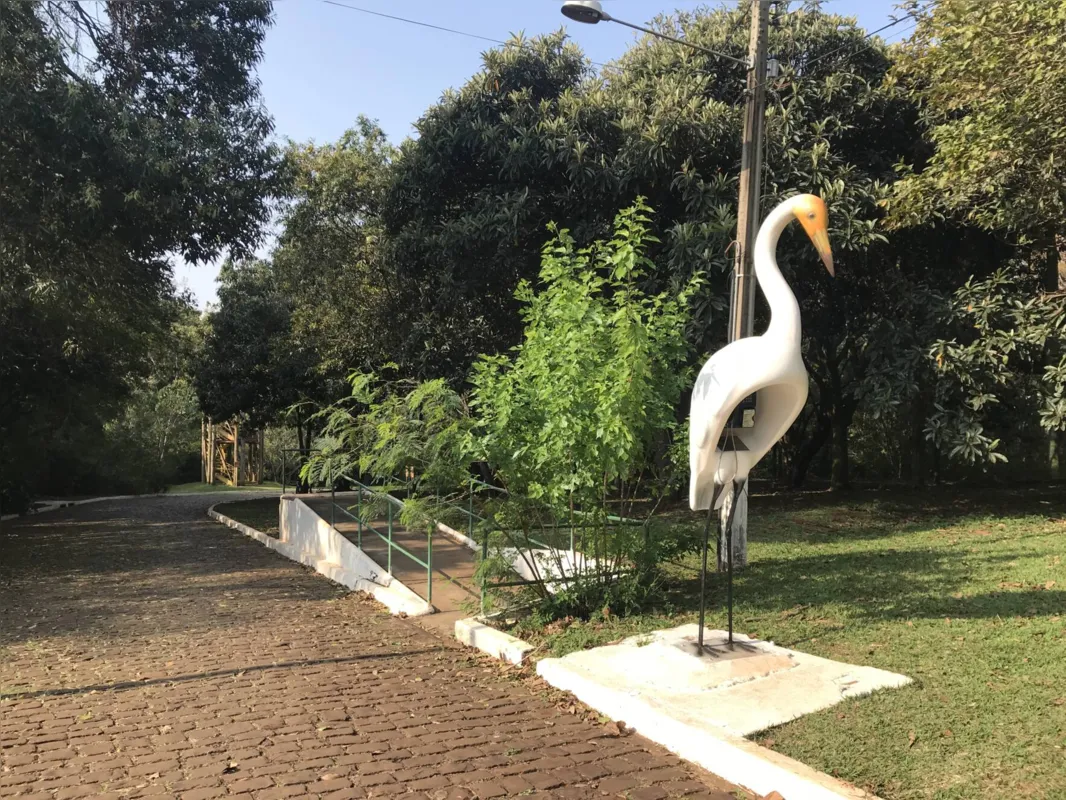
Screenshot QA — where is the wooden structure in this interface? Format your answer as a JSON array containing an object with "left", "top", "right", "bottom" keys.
[{"left": 201, "top": 418, "right": 265, "bottom": 486}]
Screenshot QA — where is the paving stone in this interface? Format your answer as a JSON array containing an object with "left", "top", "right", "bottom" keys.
[{"left": 0, "top": 495, "right": 738, "bottom": 799}]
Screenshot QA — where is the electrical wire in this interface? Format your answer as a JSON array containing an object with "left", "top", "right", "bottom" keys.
[
  {"left": 803, "top": 2, "right": 933, "bottom": 68},
  {"left": 322, "top": 0, "right": 608, "bottom": 69},
  {"left": 751, "top": 3, "right": 930, "bottom": 95},
  {"left": 321, "top": 0, "right": 505, "bottom": 45}
]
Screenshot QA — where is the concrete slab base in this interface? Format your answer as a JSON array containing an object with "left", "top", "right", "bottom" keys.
[{"left": 537, "top": 624, "right": 912, "bottom": 800}]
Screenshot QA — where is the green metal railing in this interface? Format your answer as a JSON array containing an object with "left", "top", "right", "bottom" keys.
[
  {"left": 447, "top": 477, "right": 646, "bottom": 616},
  {"left": 327, "top": 473, "right": 434, "bottom": 605},
  {"left": 312, "top": 468, "right": 647, "bottom": 618}
]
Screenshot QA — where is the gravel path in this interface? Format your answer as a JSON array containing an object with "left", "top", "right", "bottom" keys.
[{"left": 0, "top": 495, "right": 740, "bottom": 799}]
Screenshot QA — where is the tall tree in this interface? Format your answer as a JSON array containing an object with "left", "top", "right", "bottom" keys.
[
  {"left": 381, "top": 32, "right": 598, "bottom": 380},
  {"left": 194, "top": 260, "right": 328, "bottom": 455},
  {"left": 378, "top": 4, "right": 949, "bottom": 488},
  {"left": 887, "top": 0, "right": 1066, "bottom": 475},
  {"left": 272, "top": 118, "right": 397, "bottom": 377},
  {"left": 0, "top": 1, "right": 285, "bottom": 508},
  {"left": 890, "top": 0, "right": 1066, "bottom": 258}
]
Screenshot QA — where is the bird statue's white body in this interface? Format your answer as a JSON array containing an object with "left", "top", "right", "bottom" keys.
[{"left": 689, "top": 194, "right": 833, "bottom": 511}]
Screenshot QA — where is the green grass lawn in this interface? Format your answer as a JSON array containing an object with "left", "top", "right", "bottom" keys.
[
  {"left": 166, "top": 481, "right": 281, "bottom": 494},
  {"left": 518, "top": 485, "right": 1066, "bottom": 800},
  {"left": 213, "top": 497, "right": 280, "bottom": 537}
]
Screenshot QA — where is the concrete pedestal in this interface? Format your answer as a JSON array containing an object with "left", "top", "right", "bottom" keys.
[{"left": 537, "top": 624, "right": 912, "bottom": 800}]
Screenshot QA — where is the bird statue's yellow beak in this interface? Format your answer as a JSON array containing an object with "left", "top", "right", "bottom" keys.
[{"left": 794, "top": 195, "right": 834, "bottom": 277}]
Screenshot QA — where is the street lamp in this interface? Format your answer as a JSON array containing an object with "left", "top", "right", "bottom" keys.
[
  {"left": 560, "top": 1, "right": 750, "bottom": 67},
  {"left": 560, "top": 0, "right": 609, "bottom": 25}
]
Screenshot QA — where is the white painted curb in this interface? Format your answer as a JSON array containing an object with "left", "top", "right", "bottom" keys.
[
  {"left": 536, "top": 658, "right": 880, "bottom": 800},
  {"left": 455, "top": 618, "right": 534, "bottom": 665},
  {"left": 2, "top": 494, "right": 145, "bottom": 521},
  {"left": 1, "top": 489, "right": 278, "bottom": 522},
  {"left": 208, "top": 498, "right": 432, "bottom": 618}
]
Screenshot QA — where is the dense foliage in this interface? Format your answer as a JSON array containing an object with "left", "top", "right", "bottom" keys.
[
  {"left": 890, "top": 0, "right": 1066, "bottom": 242},
  {"left": 272, "top": 118, "right": 398, "bottom": 376},
  {"left": 471, "top": 202, "right": 698, "bottom": 508},
  {"left": 194, "top": 259, "right": 328, "bottom": 452},
  {"left": 368, "top": 4, "right": 984, "bottom": 488},
  {"left": 927, "top": 269, "right": 1066, "bottom": 468},
  {"left": 1, "top": 1, "right": 284, "bottom": 509},
  {"left": 886, "top": 0, "right": 1066, "bottom": 476},
  {"left": 307, "top": 205, "right": 700, "bottom": 615},
  {"left": 9, "top": 0, "right": 1063, "bottom": 511}
]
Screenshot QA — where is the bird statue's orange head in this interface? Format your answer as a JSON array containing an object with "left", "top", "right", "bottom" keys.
[{"left": 791, "top": 194, "right": 834, "bottom": 277}]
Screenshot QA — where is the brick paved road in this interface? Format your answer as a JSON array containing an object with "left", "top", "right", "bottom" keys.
[{"left": 0, "top": 496, "right": 740, "bottom": 800}]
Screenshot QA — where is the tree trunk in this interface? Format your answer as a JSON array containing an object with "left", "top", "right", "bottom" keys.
[
  {"left": 791, "top": 414, "right": 831, "bottom": 488},
  {"left": 1052, "top": 234, "right": 1066, "bottom": 292},
  {"left": 899, "top": 423, "right": 912, "bottom": 482},
  {"left": 831, "top": 413, "right": 850, "bottom": 490},
  {"left": 295, "top": 414, "right": 309, "bottom": 493}
]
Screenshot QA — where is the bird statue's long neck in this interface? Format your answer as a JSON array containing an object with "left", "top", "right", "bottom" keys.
[{"left": 754, "top": 199, "right": 802, "bottom": 343}]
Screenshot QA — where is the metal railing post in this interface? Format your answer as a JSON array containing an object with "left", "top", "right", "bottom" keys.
[
  {"left": 427, "top": 528, "right": 433, "bottom": 606},
  {"left": 468, "top": 478, "right": 474, "bottom": 541},
  {"left": 281, "top": 451, "right": 287, "bottom": 495},
  {"left": 330, "top": 463, "right": 335, "bottom": 529},
  {"left": 480, "top": 514, "right": 490, "bottom": 618},
  {"left": 387, "top": 501, "right": 393, "bottom": 575},
  {"left": 357, "top": 488, "right": 363, "bottom": 549}
]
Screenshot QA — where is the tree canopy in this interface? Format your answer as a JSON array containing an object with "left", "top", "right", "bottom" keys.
[
  {"left": 1, "top": 1, "right": 285, "bottom": 508},
  {"left": 890, "top": 0, "right": 1066, "bottom": 243},
  {"left": 8, "top": 0, "right": 1064, "bottom": 506}
]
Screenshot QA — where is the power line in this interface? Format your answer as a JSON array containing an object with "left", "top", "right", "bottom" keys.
[
  {"left": 321, "top": 0, "right": 505, "bottom": 46},
  {"left": 882, "top": 21, "right": 919, "bottom": 46},
  {"left": 322, "top": 0, "right": 608, "bottom": 68},
  {"left": 804, "top": 3, "right": 932, "bottom": 68},
  {"left": 752, "top": 4, "right": 929, "bottom": 93}
]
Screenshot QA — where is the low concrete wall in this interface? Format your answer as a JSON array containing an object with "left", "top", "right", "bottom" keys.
[
  {"left": 505, "top": 546, "right": 599, "bottom": 592},
  {"left": 437, "top": 522, "right": 595, "bottom": 594},
  {"left": 2, "top": 490, "right": 278, "bottom": 522},
  {"left": 210, "top": 496, "right": 432, "bottom": 618}
]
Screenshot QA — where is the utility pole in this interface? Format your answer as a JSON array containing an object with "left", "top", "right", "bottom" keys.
[
  {"left": 559, "top": 0, "right": 772, "bottom": 574},
  {"left": 719, "top": 0, "right": 770, "bottom": 572}
]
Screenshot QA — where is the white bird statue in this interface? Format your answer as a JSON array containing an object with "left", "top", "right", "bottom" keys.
[{"left": 688, "top": 193, "right": 834, "bottom": 650}]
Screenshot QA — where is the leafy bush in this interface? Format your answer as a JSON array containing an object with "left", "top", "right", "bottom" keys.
[
  {"left": 101, "top": 378, "right": 202, "bottom": 493},
  {"left": 469, "top": 201, "right": 701, "bottom": 616},
  {"left": 927, "top": 267, "right": 1066, "bottom": 467},
  {"left": 305, "top": 202, "right": 700, "bottom": 621},
  {"left": 471, "top": 200, "right": 699, "bottom": 507}
]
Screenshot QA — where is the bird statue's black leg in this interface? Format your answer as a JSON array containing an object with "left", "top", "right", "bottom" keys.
[
  {"left": 722, "top": 480, "right": 743, "bottom": 648},
  {"left": 697, "top": 484, "right": 723, "bottom": 656}
]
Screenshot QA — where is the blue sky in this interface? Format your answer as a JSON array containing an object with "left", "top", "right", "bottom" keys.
[{"left": 175, "top": 0, "right": 908, "bottom": 307}]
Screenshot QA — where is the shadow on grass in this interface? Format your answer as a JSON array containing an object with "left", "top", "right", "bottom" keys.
[
  {"left": 738, "top": 483, "right": 1066, "bottom": 544},
  {"left": 661, "top": 546, "right": 1064, "bottom": 623}
]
